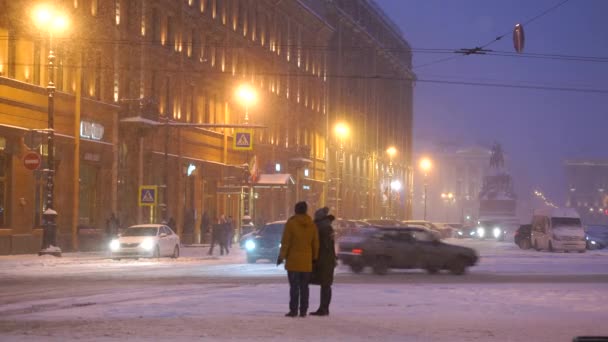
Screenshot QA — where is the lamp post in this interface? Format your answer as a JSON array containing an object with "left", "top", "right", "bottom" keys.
[
  {"left": 419, "top": 157, "right": 432, "bottom": 221},
  {"left": 235, "top": 84, "right": 257, "bottom": 236},
  {"left": 33, "top": 5, "right": 68, "bottom": 256},
  {"left": 334, "top": 122, "right": 349, "bottom": 218},
  {"left": 386, "top": 147, "right": 397, "bottom": 218}
]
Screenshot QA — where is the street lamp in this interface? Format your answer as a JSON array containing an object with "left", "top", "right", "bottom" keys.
[
  {"left": 334, "top": 122, "right": 349, "bottom": 218},
  {"left": 419, "top": 157, "right": 432, "bottom": 221},
  {"left": 386, "top": 147, "right": 397, "bottom": 218},
  {"left": 235, "top": 84, "right": 257, "bottom": 235},
  {"left": 236, "top": 84, "right": 257, "bottom": 124},
  {"left": 32, "top": 4, "right": 69, "bottom": 256}
]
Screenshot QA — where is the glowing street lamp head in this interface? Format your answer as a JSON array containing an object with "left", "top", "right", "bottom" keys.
[
  {"left": 419, "top": 157, "right": 432, "bottom": 173},
  {"left": 386, "top": 146, "right": 397, "bottom": 158},
  {"left": 334, "top": 122, "right": 349, "bottom": 139},
  {"left": 390, "top": 180, "right": 402, "bottom": 191},
  {"left": 32, "top": 5, "right": 69, "bottom": 32},
  {"left": 236, "top": 84, "right": 257, "bottom": 106}
]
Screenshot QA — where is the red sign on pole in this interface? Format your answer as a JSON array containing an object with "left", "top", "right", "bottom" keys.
[{"left": 23, "top": 152, "right": 42, "bottom": 170}]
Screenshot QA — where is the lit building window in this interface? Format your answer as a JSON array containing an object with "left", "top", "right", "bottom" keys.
[
  {"left": 91, "top": 0, "right": 98, "bottom": 16},
  {"left": 113, "top": 72, "right": 119, "bottom": 102},
  {"left": 115, "top": 0, "right": 120, "bottom": 25}
]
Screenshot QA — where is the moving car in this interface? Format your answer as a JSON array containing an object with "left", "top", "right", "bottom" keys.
[
  {"left": 585, "top": 225, "right": 608, "bottom": 250},
  {"left": 475, "top": 220, "right": 508, "bottom": 241},
  {"left": 363, "top": 219, "right": 404, "bottom": 227},
  {"left": 530, "top": 208, "right": 586, "bottom": 253},
  {"left": 514, "top": 224, "right": 532, "bottom": 249},
  {"left": 242, "top": 221, "right": 286, "bottom": 263},
  {"left": 455, "top": 226, "right": 477, "bottom": 239},
  {"left": 337, "top": 226, "right": 478, "bottom": 275},
  {"left": 109, "top": 224, "right": 180, "bottom": 259}
]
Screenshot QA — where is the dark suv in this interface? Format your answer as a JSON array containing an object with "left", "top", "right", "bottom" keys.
[
  {"left": 338, "top": 226, "right": 478, "bottom": 275},
  {"left": 242, "top": 221, "right": 285, "bottom": 263}
]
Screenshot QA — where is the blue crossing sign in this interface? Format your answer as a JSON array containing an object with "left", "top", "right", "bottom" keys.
[
  {"left": 138, "top": 185, "right": 158, "bottom": 206},
  {"left": 234, "top": 129, "right": 253, "bottom": 151}
]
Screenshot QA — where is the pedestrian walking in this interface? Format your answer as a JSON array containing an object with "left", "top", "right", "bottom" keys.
[
  {"left": 277, "top": 201, "right": 319, "bottom": 317},
  {"left": 167, "top": 217, "right": 176, "bottom": 232},
  {"left": 105, "top": 212, "right": 120, "bottom": 243},
  {"left": 220, "top": 215, "right": 230, "bottom": 255},
  {"left": 226, "top": 216, "right": 234, "bottom": 248},
  {"left": 310, "top": 207, "right": 337, "bottom": 316},
  {"left": 209, "top": 215, "right": 230, "bottom": 256}
]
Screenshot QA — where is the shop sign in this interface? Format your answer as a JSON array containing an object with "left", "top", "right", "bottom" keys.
[{"left": 80, "top": 121, "right": 105, "bottom": 141}]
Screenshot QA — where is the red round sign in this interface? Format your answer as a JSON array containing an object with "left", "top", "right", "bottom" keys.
[{"left": 23, "top": 152, "right": 42, "bottom": 170}]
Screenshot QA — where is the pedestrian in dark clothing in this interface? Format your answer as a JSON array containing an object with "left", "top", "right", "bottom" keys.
[
  {"left": 167, "top": 217, "right": 176, "bottom": 232},
  {"left": 310, "top": 207, "right": 337, "bottom": 316},
  {"left": 105, "top": 213, "right": 120, "bottom": 242},
  {"left": 277, "top": 201, "right": 319, "bottom": 317},
  {"left": 208, "top": 215, "right": 229, "bottom": 256},
  {"left": 226, "top": 216, "right": 234, "bottom": 248}
]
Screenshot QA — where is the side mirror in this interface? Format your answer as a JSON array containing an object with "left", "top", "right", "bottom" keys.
[{"left": 160, "top": 233, "right": 167, "bottom": 238}]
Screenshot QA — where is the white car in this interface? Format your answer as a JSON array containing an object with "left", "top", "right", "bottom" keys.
[{"left": 109, "top": 224, "right": 180, "bottom": 259}]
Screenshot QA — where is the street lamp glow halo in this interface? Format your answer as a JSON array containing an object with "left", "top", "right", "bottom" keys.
[
  {"left": 236, "top": 84, "right": 257, "bottom": 106},
  {"left": 334, "top": 122, "right": 350, "bottom": 139},
  {"left": 32, "top": 4, "right": 69, "bottom": 32},
  {"left": 419, "top": 157, "right": 432, "bottom": 172},
  {"left": 386, "top": 146, "right": 397, "bottom": 157}
]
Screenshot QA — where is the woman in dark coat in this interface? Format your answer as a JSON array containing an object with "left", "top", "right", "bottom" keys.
[{"left": 310, "top": 207, "right": 337, "bottom": 316}]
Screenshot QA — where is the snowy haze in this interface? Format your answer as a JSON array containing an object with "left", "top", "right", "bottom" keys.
[{"left": 1, "top": 241, "right": 607, "bottom": 341}]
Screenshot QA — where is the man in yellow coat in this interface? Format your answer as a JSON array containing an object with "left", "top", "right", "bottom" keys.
[{"left": 277, "top": 201, "right": 319, "bottom": 317}]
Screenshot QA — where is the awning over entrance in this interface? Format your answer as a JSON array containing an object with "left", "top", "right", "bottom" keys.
[{"left": 255, "top": 174, "right": 294, "bottom": 186}]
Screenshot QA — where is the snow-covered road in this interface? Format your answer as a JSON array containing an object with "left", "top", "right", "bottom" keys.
[{"left": 1, "top": 240, "right": 607, "bottom": 341}]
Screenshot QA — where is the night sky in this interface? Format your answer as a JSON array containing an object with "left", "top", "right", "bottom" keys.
[{"left": 375, "top": 0, "right": 608, "bottom": 207}]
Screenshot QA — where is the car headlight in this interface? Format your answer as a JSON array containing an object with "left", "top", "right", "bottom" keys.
[
  {"left": 493, "top": 227, "right": 501, "bottom": 238},
  {"left": 140, "top": 238, "right": 155, "bottom": 251},
  {"left": 109, "top": 239, "right": 120, "bottom": 252},
  {"left": 476, "top": 227, "right": 485, "bottom": 238},
  {"left": 469, "top": 231, "right": 475, "bottom": 236},
  {"left": 457, "top": 231, "right": 463, "bottom": 236},
  {"left": 585, "top": 236, "right": 589, "bottom": 241},
  {"left": 590, "top": 240, "right": 597, "bottom": 245},
  {"left": 245, "top": 240, "right": 256, "bottom": 251}
]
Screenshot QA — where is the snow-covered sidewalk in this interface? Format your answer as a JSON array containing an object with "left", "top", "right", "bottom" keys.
[{"left": 1, "top": 281, "right": 607, "bottom": 341}]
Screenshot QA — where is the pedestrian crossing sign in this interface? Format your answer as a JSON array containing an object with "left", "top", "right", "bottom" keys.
[
  {"left": 234, "top": 129, "right": 253, "bottom": 151},
  {"left": 138, "top": 185, "right": 158, "bottom": 206}
]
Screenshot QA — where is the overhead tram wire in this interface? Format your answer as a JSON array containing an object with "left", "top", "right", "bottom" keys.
[
  {"left": 412, "top": 0, "right": 573, "bottom": 69},
  {"left": 479, "top": 0, "right": 572, "bottom": 49}
]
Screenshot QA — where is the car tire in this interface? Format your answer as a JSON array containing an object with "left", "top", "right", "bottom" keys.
[
  {"left": 534, "top": 240, "right": 540, "bottom": 251},
  {"left": 153, "top": 245, "right": 160, "bottom": 258},
  {"left": 578, "top": 249, "right": 586, "bottom": 253},
  {"left": 246, "top": 255, "right": 257, "bottom": 264},
  {"left": 372, "top": 257, "right": 388, "bottom": 275},
  {"left": 520, "top": 239, "right": 531, "bottom": 250},
  {"left": 449, "top": 258, "right": 467, "bottom": 275},
  {"left": 548, "top": 241, "right": 554, "bottom": 252},
  {"left": 350, "top": 263, "right": 364, "bottom": 274},
  {"left": 171, "top": 245, "right": 180, "bottom": 259},
  {"left": 112, "top": 258, "right": 121, "bottom": 261}
]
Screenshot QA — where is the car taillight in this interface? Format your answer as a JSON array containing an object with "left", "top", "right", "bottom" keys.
[{"left": 352, "top": 248, "right": 363, "bottom": 255}]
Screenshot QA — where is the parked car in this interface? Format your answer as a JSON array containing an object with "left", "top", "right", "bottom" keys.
[
  {"left": 337, "top": 226, "right": 478, "bottom": 275},
  {"left": 531, "top": 208, "right": 586, "bottom": 253},
  {"left": 363, "top": 219, "right": 404, "bottom": 227},
  {"left": 402, "top": 220, "right": 444, "bottom": 238},
  {"left": 242, "top": 221, "right": 286, "bottom": 263},
  {"left": 109, "top": 224, "right": 180, "bottom": 259},
  {"left": 514, "top": 224, "right": 532, "bottom": 249},
  {"left": 585, "top": 225, "right": 608, "bottom": 250},
  {"left": 434, "top": 222, "right": 462, "bottom": 238}
]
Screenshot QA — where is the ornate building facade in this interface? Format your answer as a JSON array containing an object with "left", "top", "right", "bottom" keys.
[{"left": 0, "top": 0, "right": 413, "bottom": 254}]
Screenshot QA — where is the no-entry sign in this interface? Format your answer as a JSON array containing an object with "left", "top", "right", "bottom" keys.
[{"left": 23, "top": 152, "right": 42, "bottom": 170}]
